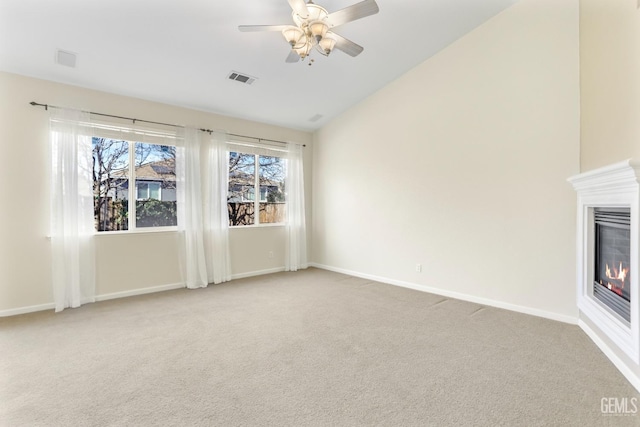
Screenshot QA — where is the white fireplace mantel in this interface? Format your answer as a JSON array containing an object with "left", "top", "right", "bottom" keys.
[{"left": 568, "top": 159, "right": 640, "bottom": 363}]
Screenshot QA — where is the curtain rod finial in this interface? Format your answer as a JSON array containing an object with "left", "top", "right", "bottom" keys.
[{"left": 29, "top": 101, "right": 48, "bottom": 110}]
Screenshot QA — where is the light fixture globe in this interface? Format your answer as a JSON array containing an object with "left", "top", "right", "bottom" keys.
[
  {"left": 317, "top": 32, "right": 337, "bottom": 55},
  {"left": 282, "top": 25, "right": 305, "bottom": 48},
  {"left": 294, "top": 39, "right": 313, "bottom": 59},
  {"left": 308, "top": 20, "right": 329, "bottom": 42}
]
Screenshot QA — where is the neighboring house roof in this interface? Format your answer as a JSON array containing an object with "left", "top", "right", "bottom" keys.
[
  {"left": 136, "top": 160, "right": 176, "bottom": 182},
  {"left": 111, "top": 159, "right": 176, "bottom": 182},
  {"left": 229, "top": 170, "right": 254, "bottom": 187}
]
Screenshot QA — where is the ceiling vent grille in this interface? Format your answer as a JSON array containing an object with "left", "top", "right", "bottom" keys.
[
  {"left": 228, "top": 71, "right": 257, "bottom": 85},
  {"left": 55, "top": 49, "right": 77, "bottom": 68}
]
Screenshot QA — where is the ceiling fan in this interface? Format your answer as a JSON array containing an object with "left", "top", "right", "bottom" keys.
[{"left": 238, "top": 0, "right": 379, "bottom": 64}]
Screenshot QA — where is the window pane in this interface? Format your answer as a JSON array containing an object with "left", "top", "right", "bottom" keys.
[
  {"left": 92, "top": 137, "right": 129, "bottom": 231},
  {"left": 259, "top": 155, "right": 286, "bottom": 224},
  {"left": 228, "top": 152, "right": 256, "bottom": 226},
  {"left": 135, "top": 142, "right": 177, "bottom": 228},
  {"left": 149, "top": 182, "right": 161, "bottom": 200},
  {"left": 137, "top": 182, "right": 148, "bottom": 200}
]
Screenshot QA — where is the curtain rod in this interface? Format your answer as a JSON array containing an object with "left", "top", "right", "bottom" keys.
[{"left": 29, "top": 101, "right": 305, "bottom": 147}]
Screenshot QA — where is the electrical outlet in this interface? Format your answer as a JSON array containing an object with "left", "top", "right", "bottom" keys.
[
  {"left": 416, "top": 264, "right": 422, "bottom": 273},
  {"left": 269, "top": 251, "right": 274, "bottom": 259}
]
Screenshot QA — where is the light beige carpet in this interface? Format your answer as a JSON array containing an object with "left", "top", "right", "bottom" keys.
[{"left": 1, "top": 268, "right": 639, "bottom": 426}]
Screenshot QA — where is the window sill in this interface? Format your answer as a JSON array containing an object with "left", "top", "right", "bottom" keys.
[
  {"left": 94, "top": 227, "right": 179, "bottom": 236},
  {"left": 229, "top": 223, "right": 286, "bottom": 229},
  {"left": 49, "top": 224, "right": 287, "bottom": 239}
]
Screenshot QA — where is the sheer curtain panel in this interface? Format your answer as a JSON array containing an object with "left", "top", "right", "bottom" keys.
[
  {"left": 176, "top": 127, "right": 208, "bottom": 288},
  {"left": 177, "top": 129, "right": 231, "bottom": 288},
  {"left": 285, "top": 143, "right": 308, "bottom": 271},
  {"left": 203, "top": 132, "right": 231, "bottom": 284},
  {"left": 49, "top": 108, "right": 96, "bottom": 312}
]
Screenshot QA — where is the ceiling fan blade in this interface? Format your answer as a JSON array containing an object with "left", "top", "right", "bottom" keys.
[
  {"left": 327, "top": 0, "right": 379, "bottom": 28},
  {"left": 239, "top": 25, "right": 290, "bottom": 32},
  {"left": 286, "top": 50, "right": 300, "bottom": 63},
  {"left": 288, "top": 0, "right": 309, "bottom": 18},
  {"left": 332, "top": 32, "right": 364, "bottom": 57}
]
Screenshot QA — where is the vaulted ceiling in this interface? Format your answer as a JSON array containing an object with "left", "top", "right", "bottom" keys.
[{"left": 0, "top": 0, "right": 520, "bottom": 131}]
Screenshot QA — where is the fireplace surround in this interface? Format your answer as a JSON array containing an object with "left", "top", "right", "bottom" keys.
[{"left": 569, "top": 160, "right": 640, "bottom": 363}]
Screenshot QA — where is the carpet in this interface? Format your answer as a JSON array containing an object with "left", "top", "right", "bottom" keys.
[{"left": 1, "top": 268, "right": 638, "bottom": 426}]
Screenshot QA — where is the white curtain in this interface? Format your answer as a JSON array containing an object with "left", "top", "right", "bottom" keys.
[
  {"left": 176, "top": 127, "right": 208, "bottom": 288},
  {"left": 49, "top": 108, "right": 95, "bottom": 312},
  {"left": 204, "top": 131, "right": 231, "bottom": 284},
  {"left": 177, "top": 129, "right": 231, "bottom": 288},
  {"left": 285, "top": 142, "right": 308, "bottom": 271}
]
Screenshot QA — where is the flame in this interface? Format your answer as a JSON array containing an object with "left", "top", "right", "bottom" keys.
[
  {"left": 603, "top": 262, "right": 630, "bottom": 297},
  {"left": 605, "top": 262, "right": 628, "bottom": 283},
  {"left": 618, "top": 262, "right": 627, "bottom": 282}
]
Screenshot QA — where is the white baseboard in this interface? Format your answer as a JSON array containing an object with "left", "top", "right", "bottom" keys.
[
  {"left": 1, "top": 266, "right": 292, "bottom": 317},
  {"left": 579, "top": 319, "right": 640, "bottom": 393},
  {"left": 95, "top": 282, "right": 185, "bottom": 302},
  {"left": 309, "top": 262, "right": 578, "bottom": 325},
  {"left": 0, "top": 282, "right": 185, "bottom": 317},
  {"left": 231, "top": 267, "right": 286, "bottom": 280},
  {"left": 0, "top": 303, "right": 56, "bottom": 317}
]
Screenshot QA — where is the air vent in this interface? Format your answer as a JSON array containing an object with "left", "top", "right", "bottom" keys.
[
  {"left": 227, "top": 71, "right": 257, "bottom": 85},
  {"left": 309, "top": 114, "right": 324, "bottom": 123},
  {"left": 55, "top": 49, "right": 77, "bottom": 68}
]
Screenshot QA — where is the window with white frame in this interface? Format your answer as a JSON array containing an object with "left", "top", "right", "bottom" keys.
[
  {"left": 228, "top": 151, "right": 286, "bottom": 226},
  {"left": 92, "top": 137, "right": 177, "bottom": 231}
]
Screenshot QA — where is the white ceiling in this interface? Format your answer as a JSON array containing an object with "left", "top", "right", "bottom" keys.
[{"left": 0, "top": 0, "right": 519, "bottom": 132}]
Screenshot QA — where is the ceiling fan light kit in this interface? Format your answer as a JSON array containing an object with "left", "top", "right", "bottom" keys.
[
  {"left": 239, "top": 0, "right": 379, "bottom": 64},
  {"left": 283, "top": 1, "right": 333, "bottom": 59}
]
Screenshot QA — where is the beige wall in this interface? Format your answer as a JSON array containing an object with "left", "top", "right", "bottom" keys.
[
  {"left": 0, "top": 71, "right": 312, "bottom": 313},
  {"left": 580, "top": 0, "right": 640, "bottom": 171},
  {"left": 312, "top": 0, "right": 580, "bottom": 318},
  {"left": 578, "top": 0, "right": 640, "bottom": 388}
]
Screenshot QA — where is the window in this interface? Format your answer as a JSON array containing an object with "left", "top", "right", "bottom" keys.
[
  {"left": 137, "top": 182, "right": 161, "bottom": 200},
  {"left": 92, "top": 137, "right": 177, "bottom": 232},
  {"left": 228, "top": 152, "right": 286, "bottom": 226}
]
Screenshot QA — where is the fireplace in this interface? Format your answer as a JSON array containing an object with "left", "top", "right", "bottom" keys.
[
  {"left": 569, "top": 159, "right": 640, "bottom": 363},
  {"left": 593, "top": 208, "right": 631, "bottom": 322}
]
